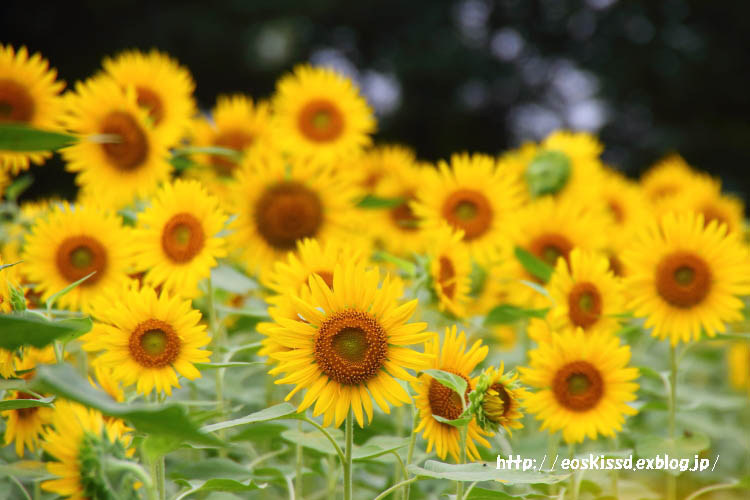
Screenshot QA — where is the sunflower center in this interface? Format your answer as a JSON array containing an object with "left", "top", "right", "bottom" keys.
[
  {"left": 528, "top": 233, "right": 573, "bottom": 268},
  {"left": 313, "top": 310, "right": 387, "bottom": 385},
  {"left": 525, "top": 150, "right": 571, "bottom": 197},
  {"left": 161, "top": 212, "right": 205, "bottom": 263},
  {"left": 441, "top": 189, "right": 493, "bottom": 240},
  {"left": 428, "top": 372, "right": 471, "bottom": 421},
  {"left": 211, "top": 129, "right": 253, "bottom": 176},
  {"left": 56, "top": 236, "right": 107, "bottom": 285},
  {"left": 567, "top": 282, "right": 602, "bottom": 329},
  {"left": 607, "top": 199, "right": 625, "bottom": 224},
  {"left": 390, "top": 193, "right": 419, "bottom": 232},
  {"left": 100, "top": 111, "right": 149, "bottom": 170},
  {"left": 437, "top": 256, "right": 456, "bottom": 299},
  {"left": 128, "top": 319, "right": 180, "bottom": 368},
  {"left": 656, "top": 251, "right": 712, "bottom": 308},
  {"left": 135, "top": 86, "right": 164, "bottom": 125},
  {"left": 254, "top": 181, "right": 324, "bottom": 251},
  {"left": 552, "top": 361, "right": 603, "bottom": 412},
  {"left": 0, "top": 78, "right": 35, "bottom": 122},
  {"left": 298, "top": 99, "right": 344, "bottom": 142},
  {"left": 15, "top": 392, "right": 39, "bottom": 419}
]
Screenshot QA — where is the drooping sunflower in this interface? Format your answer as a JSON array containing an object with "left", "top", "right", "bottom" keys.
[
  {"left": 474, "top": 363, "right": 527, "bottom": 435},
  {"left": 412, "top": 326, "right": 491, "bottom": 462},
  {"left": 412, "top": 153, "right": 524, "bottom": 263},
  {"left": 42, "top": 401, "right": 137, "bottom": 500},
  {"left": 81, "top": 284, "right": 211, "bottom": 396},
  {"left": 427, "top": 225, "right": 472, "bottom": 318},
  {"left": 102, "top": 49, "right": 195, "bottom": 146},
  {"left": 229, "top": 149, "right": 360, "bottom": 277},
  {"left": 61, "top": 76, "right": 171, "bottom": 208},
  {"left": 0, "top": 44, "right": 65, "bottom": 174},
  {"left": 624, "top": 211, "right": 750, "bottom": 345},
  {"left": 547, "top": 248, "right": 625, "bottom": 336},
  {"left": 132, "top": 179, "right": 227, "bottom": 298},
  {"left": 520, "top": 329, "right": 639, "bottom": 443},
  {"left": 268, "top": 260, "right": 433, "bottom": 427},
  {"left": 22, "top": 202, "right": 133, "bottom": 312},
  {"left": 272, "top": 64, "right": 375, "bottom": 162},
  {"left": 728, "top": 342, "right": 749, "bottom": 394}
]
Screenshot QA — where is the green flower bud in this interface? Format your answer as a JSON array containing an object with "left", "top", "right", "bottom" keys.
[{"left": 525, "top": 150, "right": 571, "bottom": 197}]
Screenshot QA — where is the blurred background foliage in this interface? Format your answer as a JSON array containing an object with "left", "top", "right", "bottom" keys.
[{"left": 2, "top": 0, "right": 748, "bottom": 200}]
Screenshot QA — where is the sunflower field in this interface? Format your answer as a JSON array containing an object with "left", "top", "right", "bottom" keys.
[{"left": 1, "top": 43, "right": 749, "bottom": 500}]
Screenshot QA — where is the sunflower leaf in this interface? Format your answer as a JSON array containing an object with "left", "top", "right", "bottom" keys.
[
  {"left": 172, "top": 146, "right": 242, "bottom": 160},
  {"left": 45, "top": 271, "right": 97, "bottom": 310},
  {"left": 0, "top": 124, "right": 77, "bottom": 151},
  {"left": 422, "top": 369, "right": 467, "bottom": 399},
  {"left": 431, "top": 414, "right": 473, "bottom": 427},
  {"left": 173, "top": 479, "right": 266, "bottom": 500},
  {"left": 514, "top": 246, "right": 553, "bottom": 283},
  {"left": 0, "top": 313, "right": 92, "bottom": 350},
  {"left": 408, "top": 460, "right": 569, "bottom": 483},
  {"left": 356, "top": 195, "right": 406, "bottom": 209},
  {"left": 201, "top": 403, "right": 301, "bottom": 433},
  {"left": 0, "top": 460, "right": 53, "bottom": 480},
  {"left": 0, "top": 260, "right": 22, "bottom": 272},
  {"left": 484, "top": 304, "right": 549, "bottom": 326},
  {"left": 194, "top": 361, "right": 263, "bottom": 370},
  {"left": 0, "top": 395, "right": 55, "bottom": 411},
  {"left": 4, "top": 174, "right": 34, "bottom": 202},
  {"left": 372, "top": 250, "right": 417, "bottom": 277}
]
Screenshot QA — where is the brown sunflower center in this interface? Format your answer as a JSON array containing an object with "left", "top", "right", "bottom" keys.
[
  {"left": 211, "top": 129, "right": 253, "bottom": 176},
  {"left": 437, "top": 256, "right": 456, "bottom": 299},
  {"left": 100, "top": 111, "right": 149, "bottom": 170},
  {"left": 390, "top": 192, "right": 419, "bottom": 232},
  {"left": 313, "top": 310, "right": 387, "bottom": 385},
  {"left": 135, "top": 86, "right": 164, "bottom": 125},
  {"left": 428, "top": 372, "right": 471, "bottom": 421},
  {"left": 298, "top": 99, "right": 344, "bottom": 142},
  {"left": 441, "top": 189, "right": 493, "bottom": 241},
  {"left": 0, "top": 78, "right": 35, "bottom": 122},
  {"left": 607, "top": 199, "right": 625, "bottom": 224},
  {"left": 55, "top": 235, "right": 107, "bottom": 286},
  {"left": 607, "top": 252, "right": 624, "bottom": 277},
  {"left": 488, "top": 382, "right": 513, "bottom": 418},
  {"left": 552, "top": 361, "right": 604, "bottom": 412},
  {"left": 161, "top": 212, "right": 205, "bottom": 263},
  {"left": 15, "top": 392, "right": 39, "bottom": 419},
  {"left": 656, "top": 251, "right": 712, "bottom": 308},
  {"left": 254, "top": 182, "right": 323, "bottom": 251},
  {"left": 567, "top": 282, "right": 602, "bottom": 329},
  {"left": 128, "top": 319, "right": 181, "bottom": 368},
  {"left": 528, "top": 233, "right": 573, "bottom": 267}
]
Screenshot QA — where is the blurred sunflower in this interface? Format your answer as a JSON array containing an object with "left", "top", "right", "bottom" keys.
[
  {"left": 350, "top": 145, "right": 417, "bottom": 196},
  {"left": 61, "top": 76, "right": 171, "bottom": 208},
  {"left": 624, "top": 211, "right": 750, "bottom": 345},
  {"left": 81, "top": 284, "right": 211, "bottom": 396},
  {"left": 272, "top": 64, "right": 375, "bottom": 162},
  {"left": 521, "top": 329, "right": 639, "bottom": 443},
  {"left": 102, "top": 49, "right": 196, "bottom": 146},
  {"left": 1, "top": 255, "right": 16, "bottom": 313},
  {"left": 0, "top": 44, "right": 65, "bottom": 174},
  {"left": 22, "top": 202, "right": 133, "bottom": 312},
  {"left": 660, "top": 174, "right": 744, "bottom": 235},
  {"left": 427, "top": 225, "right": 472, "bottom": 318},
  {"left": 268, "top": 261, "right": 433, "bottom": 427},
  {"left": 412, "top": 326, "right": 491, "bottom": 462},
  {"left": 132, "top": 179, "right": 227, "bottom": 298},
  {"left": 640, "top": 154, "right": 702, "bottom": 206},
  {"left": 728, "top": 342, "right": 749, "bottom": 394}
]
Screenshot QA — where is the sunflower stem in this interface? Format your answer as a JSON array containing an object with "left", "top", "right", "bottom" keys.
[
  {"left": 456, "top": 424, "right": 468, "bottom": 500},
  {"left": 393, "top": 404, "right": 406, "bottom": 488},
  {"left": 296, "top": 419, "right": 304, "bottom": 500},
  {"left": 667, "top": 343, "right": 678, "bottom": 500},
  {"left": 150, "top": 455, "right": 166, "bottom": 500},
  {"left": 609, "top": 437, "right": 619, "bottom": 498},
  {"left": 344, "top": 409, "right": 354, "bottom": 500},
  {"left": 207, "top": 277, "right": 228, "bottom": 456},
  {"left": 403, "top": 406, "right": 419, "bottom": 500},
  {"left": 372, "top": 477, "right": 418, "bottom": 500}
]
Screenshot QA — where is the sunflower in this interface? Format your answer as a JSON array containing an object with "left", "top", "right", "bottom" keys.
[
  {"left": 81, "top": 284, "right": 211, "bottom": 396},
  {"left": 0, "top": 169, "right": 8, "bottom": 196},
  {"left": 22, "top": 202, "right": 133, "bottom": 312},
  {"left": 640, "top": 154, "right": 703, "bottom": 206},
  {"left": 229, "top": 149, "right": 360, "bottom": 278},
  {"left": 61, "top": 76, "right": 171, "bottom": 208},
  {"left": 42, "top": 401, "right": 137, "bottom": 500},
  {"left": 272, "top": 64, "right": 375, "bottom": 162},
  {"left": 547, "top": 248, "right": 625, "bottom": 336},
  {"left": 474, "top": 363, "right": 527, "bottom": 435},
  {"left": 624, "top": 211, "right": 750, "bottom": 345},
  {"left": 728, "top": 342, "right": 749, "bottom": 394},
  {"left": 1, "top": 255, "right": 16, "bottom": 313},
  {"left": 412, "top": 326, "right": 491, "bottom": 462},
  {"left": 412, "top": 153, "right": 524, "bottom": 263},
  {"left": 349, "top": 145, "right": 417, "bottom": 196},
  {"left": 102, "top": 49, "right": 195, "bottom": 146},
  {"left": 267, "top": 260, "right": 433, "bottom": 427},
  {"left": 132, "top": 179, "right": 227, "bottom": 298},
  {"left": 0, "top": 44, "right": 65, "bottom": 174},
  {"left": 520, "top": 329, "right": 639, "bottom": 443},
  {"left": 427, "top": 225, "right": 472, "bottom": 318}
]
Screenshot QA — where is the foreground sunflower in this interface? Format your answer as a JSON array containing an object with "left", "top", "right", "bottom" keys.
[
  {"left": 132, "top": 179, "right": 227, "bottom": 298},
  {"left": 61, "top": 76, "right": 171, "bottom": 208},
  {"left": 272, "top": 64, "right": 375, "bottom": 162},
  {"left": 22, "top": 202, "right": 133, "bottom": 312},
  {"left": 521, "top": 329, "right": 639, "bottom": 443},
  {"left": 267, "top": 260, "right": 433, "bottom": 427},
  {"left": 0, "top": 44, "right": 65, "bottom": 174},
  {"left": 624, "top": 211, "right": 750, "bottom": 345},
  {"left": 428, "top": 226, "right": 472, "bottom": 318},
  {"left": 81, "top": 284, "right": 211, "bottom": 396}
]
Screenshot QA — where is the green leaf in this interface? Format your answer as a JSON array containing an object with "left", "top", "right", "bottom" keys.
[
  {"left": 211, "top": 265, "right": 257, "bottom": 294},
  {"left": 55, "top": 317, "right": 93, "bottom": 343},
  {"left": 141, "top": 434, "right": 186, "bottom": 462},
  {"left": 465, "top": 488, "right": 528, "bottom": 499},
  {"left": 201, "top": 403, "right": 300, "bottom": 433},
  {"left": 372, "top": 250, "right": 417, "bottom": 277},
  {"left": 214, "top": 305, "right": 269, "bottom": 319},
  {"left": 172, "top": 146, "right": 243, "bottom": 160},
  {"left": 514, "top": 246, "right": 553, "bottom": 283},
  {"left": 0, "top": 124, "right": 77, "bottom": 151},
  {"left": 352, "top": 436, "right": 409, "bottom": 461},
  {"left": 408, "top": 460, "right": 568, "bottom": 484},
  {"left": 423, "top": 369, "right": 467, "bottom": 398},
  {"left": 45, "top": 271, "right": 97, "bottom": 310},
  {"left": 0, "top": 313, "right": 91, "bottom": 350},
  {"left": 174, "top": 479, "right": 264, "bottom": 499},
  {"left": 484, "top": 304, "right": 548, "bottom": 325},
  {"left": 170, "top": 458, "right": 252, "bottom": 481},
  {"left": 432, "top": 414, "right": 473, "bottom": 427},
  {"left": 635, "top": 433, "right": 711, "bottom": 475},
  {"left": 0, "top": 260, "right": 22, "bottom": 272},
  {"left": 0, "top": 395, "right": 55, "bottom": 411},
  {"left": 194, "top": 361, "right": 263, "bottom": 370},
  {"left": 281, "top": 428, "right": 341, "bottom": 456},
  {"left": 4, "top": 174, "right": 33, "bottom": 201},
  {"left": 31, "top": 364, "right": 221, "bottom": 446},
  {"left": 356, "top": 194, "right": 406, "bottom": 209},
  {"left": 714, "top": 332, "right": 750, "bottom": 341},
  {"left": 169, "top": 155, "right": 196, "bottom": 171},
  {"left": 0, "top": 461, "right": 52, "bottom": 480}
]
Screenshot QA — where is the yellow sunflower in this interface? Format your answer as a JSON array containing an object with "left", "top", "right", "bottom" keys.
[
  {"left": 0, "top": 169, "right": 8, "bottom": 196},
  {"left": 412, "top": 326, "right": 491, "bottom": 462},
  {"left": 22, "top": 202, "right": 133, "bottom": 312},
  {"left": 728, "top": 342, "right": 749, "bottom": 394},
  {"left": 1, "top": 254, "right": 17, "bottom": 313},
  {"left": 412, "top": 153, "right": 524, "bottom": 263},
  {"left": 61, "top": 76, "right": 171, "bottom": 208},
  {"left": 229, "top": 149, "right": 360, "bottom": 278},
  {"left": 42, "top": 401, "right": 135, "bottom": 500},
  {"left": 272, "top": 64, "right": 375, "bottom": 162},
  {"left": 132, "top": 179, "right": 227, "bottom": 298},
  {"left": 624, "top": 211, "right": 750, "bottom": 345},
  {"left": 0, "top": 44, "right": 65, "bottom": 174},
  {"left": 547, "top": 248, "right": 625, "bottom": 336},
  {"left": 520, "top": 329, "right": 639, "bottom": 443},
  {"left": 428, "top": 225, "right": 472, "bottom": 318},
  {"left": 81, "top": 284, "right": 211, "bottom": 396},
  {"left": 349, "top": 144, "right": 417, "bottom": 196},
  {"left": 102, "top": 49, "right": 196, "bottom": 146},
  {"left": 640, "top": 154, "right": 703, "bottom": 206},
  {"left": 475, "top": 363, "right": 527, "bottom": 435},
  {"left": 268, "top": 260, "right": 433, "bottom": 427}
]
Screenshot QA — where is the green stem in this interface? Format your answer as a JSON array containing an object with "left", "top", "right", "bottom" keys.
[
  {"left": 150, "top": 455, "right": 166, "bottom": 500},
  {"left": 302, "top": 416, "right": 346, "bottom": 464},
  {"left": 403, "top": 407, "right": 419, "bottom": 500},
  {"left": 610, "top": 437, "right": 619, "bottom": 498},
  {"left": 668, "top": 344, "right": 678, "bottom": 500},
  {"left": 568, "top": 443, "right": 577, "bottom": 500},
  {"left": 296, "top": 420, "right": 304, "bottom": 500},
  {"left": 372, "top": 478, "right": 418, "bottom": 500},
  {"left": 344, "top": 409, "right": 354, "bottom": 500},
  {"left": 390, "top": 450, "right": 409, "bottom": 486},
  {"left": 456, "top": 424, "right": 468, "bottom": 500},
  {"left": 9, "top": 475, "right": 31, "bottom": 500},
  {"left": 393, "top": 405, "right": 406, "bottom": 487},
  {"left": 105, "top": 458, "right": 153, "bottom": 491},
  {"left": 207, "top": 278, "right": 228, "bottom": 455}
]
